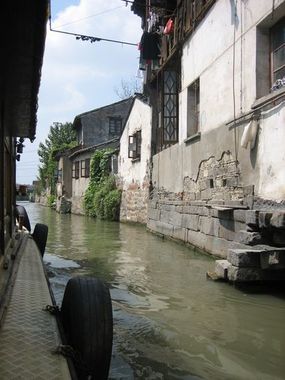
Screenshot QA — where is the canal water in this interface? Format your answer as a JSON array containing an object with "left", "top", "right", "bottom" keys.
[{"left": 23, "top": 202, "right": 285, "bottom": 380}]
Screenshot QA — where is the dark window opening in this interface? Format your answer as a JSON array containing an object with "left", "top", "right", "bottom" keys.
[
  {"left": 210, "top": 178, "right": 214, "bottom": 188},
  {"left": 109, "top": 117, "right": 122, "bottom": 136},
  {"left": 128, "top": 130, "right": 142, "bottom": 160},
  {"left": 187, "top": 78, "right": 200, "bottom": 137},
  {"left": 271, "top": 18, "right": 285, "bottom": 83},
  {"left": 72, "top": 161, "right": 79, "bottom": 179},
  {"left": 85, "top": 159, "right": 90, "bottom": 178}
]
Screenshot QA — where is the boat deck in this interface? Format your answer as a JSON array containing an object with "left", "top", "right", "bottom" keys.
[{"left": 0, "top": 234, "right": 71, "bottom": 379}]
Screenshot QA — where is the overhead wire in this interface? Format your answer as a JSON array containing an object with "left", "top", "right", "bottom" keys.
[{"left": 48, "top": 0, "right": 137, "bottom": 46}]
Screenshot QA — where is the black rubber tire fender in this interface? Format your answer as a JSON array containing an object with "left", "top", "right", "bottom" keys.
[
  {"left": 61, "top": 276, "right": 113, "bottom": 380},
  {"left": 15, "top": 204, "right": 31, "bottom": 232},
  {"left": 32, "top": 223, "right": 48, "bottom": 257}
]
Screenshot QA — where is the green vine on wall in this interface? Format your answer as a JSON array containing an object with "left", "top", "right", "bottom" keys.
[{"left": 84, "top": 149, "right": 121, "bottom": 220}]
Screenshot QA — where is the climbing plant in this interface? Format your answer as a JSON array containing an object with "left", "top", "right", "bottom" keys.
[{"left": 84, "top": 149, "right": 121, "bottom": 221}]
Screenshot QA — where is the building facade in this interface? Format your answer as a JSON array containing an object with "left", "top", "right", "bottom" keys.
[
  {"left": 56, "top": 98, "right": 133, "bottom": 214},
  {"left": 131, "top": 0, "right": 285, "bottom": 281},
  {"left": 118, "top": 96, "right": 152, "bottom": 223}
]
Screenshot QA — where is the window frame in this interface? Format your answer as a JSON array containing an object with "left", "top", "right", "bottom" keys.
[
  {"left": 81, "top": 159, "right": 86, "bottom": 177},
  {"left": 271, "top": 17, "right": 285, "bottom": 84},
  {"left": 73, "top": 161, "right": 79, "bottom": 179},
  {"left": 187, "top": 78, "right": 200, "bottom": 138},
  {"left": 85, "top": 158, "right": 90, "bottom": 178},
  {"left": 109, "top": 117, "right": 122, "bottom": 136},
  {"left": 128, "top": 130, "right": 142, "bottom": 161}
]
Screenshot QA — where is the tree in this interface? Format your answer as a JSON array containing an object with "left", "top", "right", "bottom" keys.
[
  {"left": 114, "top": 77, "right": 143, "bottom": 100},
  {"left": 38, "top": 122, "right": 77, "bottom": 194}
]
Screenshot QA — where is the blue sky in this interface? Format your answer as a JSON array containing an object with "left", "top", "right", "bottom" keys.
[{"left": 16, "top": 0, "right": 142, "bottom": 184}]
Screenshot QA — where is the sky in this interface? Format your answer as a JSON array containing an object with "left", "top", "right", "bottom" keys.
[{"left": 16, "top": 0, "right": 142, "bottom": 184}]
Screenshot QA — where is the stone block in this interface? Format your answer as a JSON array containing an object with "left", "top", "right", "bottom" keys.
[
  {"left": 228, "top": 265, "right": 263, "bottom": 282},
  {"left": 207, "top": 199, "right": 225, "bottom": 205},
  {"left": 149, "top": 200, "right": 158, "bottom": 209},
  {"left": 215, "top": 260, "right": 231, "bottom": 280},
  {"left": 147, "top": 219, "right": 173, "bottom": 236},
  {"left": 186, "top": 230, "right": 229, "bottom": 258},
  {"left": 148, "top": 208, "right": 160, "bottom": 221},
  {"left": 259, "top": 211, "right": 272, "bottom": 228},
  {"left": 237, "top": 230, "right": 263, "bottom": 245},
  {"left": 243, "top": 185, "right": 254, "bottom": 196},
  {"left": 226, "top": 176, "right": 239, "bottom": 187},
  {"left": 200, "top": 189, "right": 213, "bottom": 200},
  {"left": 227, "top": 248, "right": 261, "bottom": 267},
  {"left": 160, "top": 210, "right": 170, "bottom": 223},
  {"left": 245, "top": 210, "right": 259, "bottom": 227},
  {"left": 161, "top": 204, "right": 175, "bottom": 212},
  {"left": 270, "top": 211, "right": 285, "bottom": 229},
  {"left": 199, "top": 216, "right": 220, "bottom": 236},
  {"left": 272, "top": 231, "right": 285, "bottom": 247},
  {"left": 233, "top": 209, "right": 246, "bottom": 223},
  {"left": 190, "top": 201, "right": 207, "bottom": 206},
  {"left": 182, "top": 205, "right": 199, "bottom": 215},
  {"left": 181, "top": 214, "right": 199, "bottom": 231},
  {"left": 210, "top": 208, "right": 233, "bottom": 220},
  {"left": 169, "top": 211, "right": 182, "bottom": 227},
  {"left": 218, "top": 220, "right": 236, "bottom": 241},
  {"left": 260, "top": 249, "right": 285, "bottom": 269},
  {"left": 172, "top": 227, "right": 187, "bottom": 242},
  {"left": 244, "top": 196, "right": 254, "bottom": 209}
]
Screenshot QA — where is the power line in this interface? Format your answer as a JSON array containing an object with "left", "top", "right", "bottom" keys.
[
  {"left": 56, "top": 5, "right": 125, "bottom": 28},
  {"left": 49, "top": 0, "right": 137, "bottom": 47}
]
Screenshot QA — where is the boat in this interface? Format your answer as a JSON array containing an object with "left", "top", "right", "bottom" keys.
[{"left": 0, "top": 3, "right": 113, "bottom": 379}]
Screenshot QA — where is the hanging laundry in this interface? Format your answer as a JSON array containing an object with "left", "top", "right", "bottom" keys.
[
  {"left": 139, "top": 31, "right": 161, "bottom": 61},
  {"left": 163, "top": 18, "right": 174, "bottom": 35}
]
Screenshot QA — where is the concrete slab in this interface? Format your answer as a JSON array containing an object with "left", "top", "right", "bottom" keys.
[{"left": 0, "top": 235, "right": 71, "bottom": 380}]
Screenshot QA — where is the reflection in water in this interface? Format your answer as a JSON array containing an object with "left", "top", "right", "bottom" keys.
[{"left": 23, "top": 202, "right": 285, "bottom": 380}]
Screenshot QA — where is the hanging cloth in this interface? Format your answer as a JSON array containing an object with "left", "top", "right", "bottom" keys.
[
  {"left": 139, "top": 31, "right": 161, "bottom": 60},
  {"left": 163, "top": 18, "right": 174, "bottom": 35}
]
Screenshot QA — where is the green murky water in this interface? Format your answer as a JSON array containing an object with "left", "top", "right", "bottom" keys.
[{"left": 23, "top": 202, "right": 285, "bottom": 380}]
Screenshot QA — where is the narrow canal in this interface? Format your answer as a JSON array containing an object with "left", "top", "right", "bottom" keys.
[{"left": 23, "top": 202, "right": 285, "bottom": 380}]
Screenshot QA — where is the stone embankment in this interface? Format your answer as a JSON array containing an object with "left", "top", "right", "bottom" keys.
[{"left": 148, "top": 198, "right": 285, "bottom": 283}]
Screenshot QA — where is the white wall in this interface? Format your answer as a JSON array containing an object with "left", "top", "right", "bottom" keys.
[
  {"left": 180, "top": 0, "right": 285, "bottom": 140},
  {"left": 154, "top": 0, "right": 285, "bottom": 202},
  {"left": 118, "top": 98, "right": 152, "bottom": 187},
  {"left": 257, "top": 101, "right": 285, "bottom": 201},
  {"left": 72, "top": 152, "right": 91, "bottom": 198}
]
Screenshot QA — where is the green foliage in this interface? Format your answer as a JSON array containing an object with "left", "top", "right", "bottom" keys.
[
  {"left": 84, "top": 149, "right": 121, "bottom": 221},
  {"left": 37, "top": 122, "right": 77, "bottom": 198},
  {"left": 47, "top": 194, "right": 56, "bottom": 208}
]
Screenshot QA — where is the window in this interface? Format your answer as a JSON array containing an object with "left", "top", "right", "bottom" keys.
[
  {"left": 81, "top": 160, "right": 86, "bottom": 177},
  {"left": 271, "top": 18, "right": 285, "bottom": 83},
  {"left": 72, "top": 161, "right": 79, "bottom": 179},
  {"left": 81, "top": 159, "right": 90, "bottom": 178},
  {"left": 163, "top": 71, "right": 178, "bottom": 143},
  {"left": 85, "top": 159, "right": 90, "bottom": 178},
  {"left": 187, "top": 78, "right": 200, "bottom": 137},
  {"left": 128, "top": 130, "right": 142, "bottom": 160},
  {"left": 109, "top": 117, "right": 122, "bottom": 136}
]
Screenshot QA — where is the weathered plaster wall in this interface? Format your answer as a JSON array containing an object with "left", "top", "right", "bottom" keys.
[
  {"left": 257, "top": 102, "right": 285, "bottom": 201},
  {"left": 149, "top": 0, "right": 285, "bottom": 259},
  {"left": 56, "top": 155, "right": 72, "bottom": 199},
  {"left": 154, "top": 0, "right": 285, "bottom": 201},
  {"left": 118, "top": 98, "right": 152, "bottom": 223},
  {"left": 71, "top": 151, "right": 92, "bottom": 215}
]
